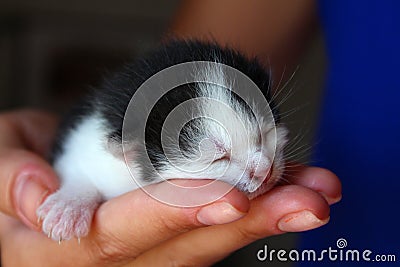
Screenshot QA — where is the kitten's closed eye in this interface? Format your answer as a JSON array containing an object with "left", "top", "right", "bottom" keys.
[{"left": 213, "top": 154, "right": 230, "bottom": 162}]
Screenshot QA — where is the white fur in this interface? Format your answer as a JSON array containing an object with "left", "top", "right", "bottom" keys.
[
  {"left": 54, "top": 113, "right": 140, "bottom": 199},
  {"left": 37, "top": 113, "right": 140, "bottom": 241}
]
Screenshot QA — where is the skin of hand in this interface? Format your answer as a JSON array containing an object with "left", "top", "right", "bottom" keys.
[{"left": 0, "top": 110, "right": 342, "bottom": 267}]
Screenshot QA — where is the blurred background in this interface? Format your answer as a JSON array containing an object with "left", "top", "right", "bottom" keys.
[
  {"left": 0, "top": 0, "right": 180, "bottom": 111},
  {"left": 0, "top": 1, "right": 326, "bottom": 266}
]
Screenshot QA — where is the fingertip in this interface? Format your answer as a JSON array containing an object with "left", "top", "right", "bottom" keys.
[
  {"left": 285, "top": 166, "right": 342, "bottom": 205},
  {"left": 151, "top": 180, "right": 251, "bottom": 225},
  {"left": 14, "top": 155, "right": 60, "bottom": 192},
  {"left": 196, "top": 202, "right": 247, "bottom": 225},
  {"left": 302, "top": 167, "right": 342, "bottom": 205},
  {"left": 0, "top": 150, "right": 59, "bottom": 230},
  {"left": 195, "top": 186, "right": 250, "bottom": 225},
  {"left": 246, "top": 185, "right": 331, "bottom": 235},
  {"left": 219, "top": 186, "right": 251, "bottom": 213},
  {"left": 277, "top": 210, "right": 330, "bottom": 232},
  {"left": 13, "top": 174, "right": 53, "bottom": 231}
]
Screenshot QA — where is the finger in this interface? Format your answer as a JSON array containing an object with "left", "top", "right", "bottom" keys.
[
  {"left": 88, "top": 180, "right": 250, "bottom": 261},
  {"left": 0, "top": 181, "right": 248, "bottom": 267},
  {"left": 0, "top": 110, "right": 60, "bottom": 230},
  {"left": 133, "top": 184, "right": 331, "bottom": 266},
  {"left": 0, "top": 149, "right": 59, "bottom": 230},
  {"left": 283, "top": 164, "right": 342, "bottom": 204}
]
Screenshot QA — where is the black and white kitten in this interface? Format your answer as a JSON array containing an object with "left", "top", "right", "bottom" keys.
[{"left": 37, "top": 40, "right": 288, "bottom": 241}]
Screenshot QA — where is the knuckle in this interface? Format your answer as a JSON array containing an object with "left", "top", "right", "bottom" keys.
[
  {"left": 90, "top": 231, "right": 137, "bottom": 264},
  {"left": 158, "top": 210, "right": 194, "bottom": 235}
]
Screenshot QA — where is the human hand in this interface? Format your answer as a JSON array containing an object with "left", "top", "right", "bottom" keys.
[{"left": 0, "top": 110, "right": 341, "bottom": 267}]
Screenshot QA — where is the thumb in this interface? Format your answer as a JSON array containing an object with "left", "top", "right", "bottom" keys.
[{"left": 0, "top": 149, "right": 59, "bottom": 230}]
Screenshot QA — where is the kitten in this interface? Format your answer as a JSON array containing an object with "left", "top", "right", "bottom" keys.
[{"left": 37, "top": 40, "right": 288, "bottom": 241}]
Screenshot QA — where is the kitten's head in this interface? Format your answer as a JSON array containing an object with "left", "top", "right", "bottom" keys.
[{"left": 145, "top": 80, "right": 288, "bottom": 199}]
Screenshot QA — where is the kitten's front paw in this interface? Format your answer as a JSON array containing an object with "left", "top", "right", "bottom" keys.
[{"left": 37, "top": 190, "right": 100, "bottom": 242}]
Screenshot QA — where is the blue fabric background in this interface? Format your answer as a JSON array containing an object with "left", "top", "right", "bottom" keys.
[{"left": 298, "top": 0, "right": 400, "bottom": 266}]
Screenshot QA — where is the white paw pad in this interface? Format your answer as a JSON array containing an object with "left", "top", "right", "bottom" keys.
[{"left": 37, "top": 191, "right": 100, "bottom": 241}]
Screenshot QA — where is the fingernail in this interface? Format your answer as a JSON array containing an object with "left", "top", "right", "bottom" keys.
[
  {"left": 197, "top": 202, "right": 246, "bottom": 225},
  {"left": 319, "top": 192, "right": 342, "bottom": 205},
  {"left": 13, "top": 175, "right": 51, "bottom": 230},
  {"left": 278, "top": 210, "right": 329, "bottom": 232}
]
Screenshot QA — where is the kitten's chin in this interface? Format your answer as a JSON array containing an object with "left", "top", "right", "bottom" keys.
[{"left": 244, "top": 167, "right": 280, "bottom": 200}]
